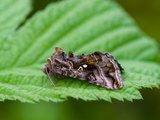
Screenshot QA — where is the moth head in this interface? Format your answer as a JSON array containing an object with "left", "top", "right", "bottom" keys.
[
  {"left": 43, "top": 47, "right": 65, "bottom": 75},
  {"left": 42, "top": 64, "right": 50, "bottom": 75},
  {"left": 43, "top": 58, "right": 54, "bottom": 75}
]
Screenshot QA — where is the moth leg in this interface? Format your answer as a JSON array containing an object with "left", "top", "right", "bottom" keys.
[
  {"left": 45, "top": 68, "right": 55, "bottom": 87},
  {"left": 48, "top": 58, "right": 54, "bottom": 69}
]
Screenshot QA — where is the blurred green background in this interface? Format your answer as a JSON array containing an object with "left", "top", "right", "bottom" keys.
[{"left": 0, "top": 0, "right": 160, "bottom": 120}]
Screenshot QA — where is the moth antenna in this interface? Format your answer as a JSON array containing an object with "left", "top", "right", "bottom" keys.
[{"left": 45, "top": 68, "right": 55, "bottom": 87}]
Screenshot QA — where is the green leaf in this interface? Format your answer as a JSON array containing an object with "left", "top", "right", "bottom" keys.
[
  {"left": 0, "top": 0, "right": 159, "bottom": 103},
  {"left": 122, "top": 61, "right": 160, "bottom": 88},
  {"left": 0, "top": 0, "right": 31, "bottom": 35}
]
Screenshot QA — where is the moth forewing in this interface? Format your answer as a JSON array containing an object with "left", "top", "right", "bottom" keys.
[{"left": 43, "top": 47, "right": 124, "bottom": 90}]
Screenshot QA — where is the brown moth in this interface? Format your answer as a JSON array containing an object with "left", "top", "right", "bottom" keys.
[{"left": 43, "top": 47, "right": 124, "bottom": 90}]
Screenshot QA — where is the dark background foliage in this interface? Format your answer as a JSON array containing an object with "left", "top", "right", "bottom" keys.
[{"left": 0, "top": 0, "right": 160, "bottom": 120}]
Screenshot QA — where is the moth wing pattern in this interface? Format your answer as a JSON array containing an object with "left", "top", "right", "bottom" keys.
[{"left": 43, "top": 47, "right": 124, "bottom": 90}]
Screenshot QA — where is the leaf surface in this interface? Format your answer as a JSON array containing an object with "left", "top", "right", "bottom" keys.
[
  {"left": 0, "top": 0, "right": 31, "bottom": 35},
  {"left": 0, "top": 0, "right": 159, "bottom": 102}
]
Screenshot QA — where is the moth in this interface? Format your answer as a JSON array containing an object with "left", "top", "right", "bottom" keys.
[{"left": 43, "top": 47, "right": 124, "bottom": 90}]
